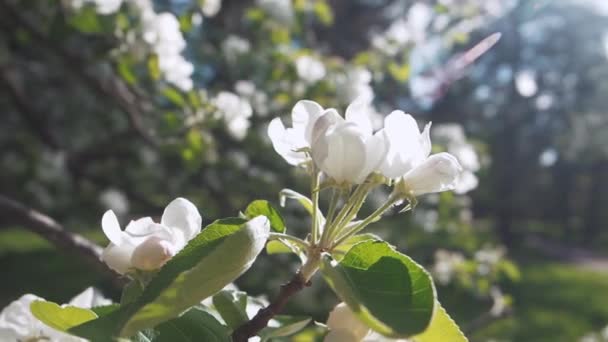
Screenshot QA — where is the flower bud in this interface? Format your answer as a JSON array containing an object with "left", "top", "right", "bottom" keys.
[
  {"left": 130, "top": 236, "right": 177, "bottom": 271},
  {"left": 325, "top": 303, "right": 370, "bottom": 341},
  {"left": 398, "top": 152, "right": 462, "bottom": 196}
]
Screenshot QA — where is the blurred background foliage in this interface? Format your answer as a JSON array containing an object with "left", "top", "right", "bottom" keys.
[{"left": 1, "top": 0, "right": 608, "bottom": 341}]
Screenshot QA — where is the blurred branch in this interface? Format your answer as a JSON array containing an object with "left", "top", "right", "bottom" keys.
[
  {"left": 0, "top": 194, "right": 125, "bottom": 288},
  {"left": 0, "top": 0, "right": 158, "bottom": 148}
]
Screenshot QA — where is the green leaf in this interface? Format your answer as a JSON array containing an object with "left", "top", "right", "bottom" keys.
[
  {"left": 388, "top": 62, "right": 410, "bottom": 82},
  {"left": 121, "top": 280, "right": 144, "bottom": 306},
  {"left": 148, "top": 54, "right": 161, "bottom": 81},
  {"left": 154, "top": 307, "right": 231, "bottom": 341},
  {"left": 91, "top": 304, "right": 119, "bottom": 317},
  {"left": 118, "top": 58, "right": 138, "bottom": 85},
  {"left": 212, "top": 290, "right": 249, "bottom": 330},
  {"left": 259, "top": 315, "right": 311, "bottom": 341},
  {"left": 30, "top": 301, "right": 97, "bottom": 332},
  {"left": 332, "top": 233, "right": 381, "bottom": 261},
  {"left": 68, "top": 6, "right": 102, "bottom": 33},
  {"left": 163, "top": 87, "right": 186, "bottom": 107},
  {"left": 313, "top": 1, "right": 334, "bottom": 26},
  {"left": 71, "top": 217, "right": 270, "bottom": 339},
  {"left": 320, "top": 240, "right": 436, "bottom": 338},
  {"left": 245, "top": 200, "right": 286, "bottom": 233},
  {"left": 412, "top": 302, "right": 468, "bottom": 342}
]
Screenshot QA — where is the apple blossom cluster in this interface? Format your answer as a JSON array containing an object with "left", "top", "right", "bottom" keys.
[
  {"left": 65, "top": 0, "right": 196, "bottom": 91},
  {"left": 0, "top": 288, "right": 109, "bottom": 341},
  {"left": 268, "top": 99, "right": 462, "bottom": 196},
  {"left": 136, "top": 1, "right": 194, "bottom": 91}
]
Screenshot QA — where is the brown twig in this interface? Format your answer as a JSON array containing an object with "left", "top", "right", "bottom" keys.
[
  {"left": 231, "top": 272, "right": 310, "bottom": 341},
  {"left": 0, "top": 194, "right": 125, "bottom": 288}
]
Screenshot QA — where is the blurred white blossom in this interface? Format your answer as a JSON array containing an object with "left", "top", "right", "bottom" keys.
[
  {"left": 141, "top": 11, "right": 194, "bottom": 91},
  {"left": 222, "top": 35, "right": 251, "bottom": 63},
  {"left": 99, "top": 188, "right": 130, "bottom": 217},
  {"left": 213, "top": 91, "right": 253, "bottom": 140},
  {"left": 295, "top": 56, "right": 326, "bottom": 84},
  {"left": 201, "top": 0, "right": 222, "bottom": 17},
  {"left": 335, "top": 67, "right": 374, "bottom": 104}
]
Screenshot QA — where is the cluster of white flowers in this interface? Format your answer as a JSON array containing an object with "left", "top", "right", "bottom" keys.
[
  {"left": 268, "top": 99, "right": 462, "bottom": 197},
  {"left": 101, "top": 197, "right": 202, "bottom": 274},
  {"left": 212, "top": 91, "right": 253, "bottom": 141},
  {"left": 137, "top": 2, "right": 194, "bottom": 91},
  {"left": 371, "top": 2, "right": 433, "bottom": 56},
  {"left": 295, "top": 56, "right": 327, "bottom": 84},
  {"left": 0, "top": 288, "right": 110, "bottom": 341},
  {"left": 432, "top": 123, "right": 481, "bottom": 194},
  {"left": 222, "top": 35, "right": 252, "bottom": 62}
]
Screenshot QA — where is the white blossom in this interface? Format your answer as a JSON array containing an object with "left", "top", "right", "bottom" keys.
[
  {"left": 295, "top": 56, "right": 326, "bottom": 84},
  {"left": 0, "top": 288, "right": 110, "bottom": 341},
  {"left": 311, "top": 100, "right": 389, "bottom": 184},
  {"left": 201, "top": 0, "right": 222, "bottom": 17},
  {"left": 213, "top": 91, "right": 253, "bottom": 140},
  {"left": 101, "top": 198, "right": 202, "bottom": 274},
  {"left": 379, "top": 112, "right": 461, "bottom": 196},
  {"left": 267, "top": 100, "right": 327, "bottom": 166}
]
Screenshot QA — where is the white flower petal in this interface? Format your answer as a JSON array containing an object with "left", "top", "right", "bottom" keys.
[
  {"left": 161, "top": 197, "right": 202, "bottom": 240},
  {"left": 356, "top": 129, "right": 389, "bottom": 183},
  {"left": 101, "top": 210, "right": 123, "bottom": 246},
  {"left": 380, "top": 111, "right": 428, "bottom": 178},
  {"left": 68, "top": 288, "right": 111, "bottom": 308},
  {"left": 101, "top": 243, "right": 135, "bottom": 275},
  {"left": 314, "top": 123, "right": 367, "bottom": 184},
  {"left": 268, "top": 118, "right": 308, "bottom": 165},
  {"left": 124, "top": 217, "right": 157, "bottom": 237},
  {"left": 402, "top": 152, "right": 462, "bottom": 195},
  {"left": 345, "top": 98, "right": 373, "bottom": 137},
  {"left": 291, "top": 100, "right": 324, "bottom": 143}
]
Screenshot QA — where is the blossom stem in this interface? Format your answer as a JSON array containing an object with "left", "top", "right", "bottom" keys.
[
  {"left": 268, "top": 233, "right": 309, "bottom": 249},
  {"left": 326, "top": 183, "right": 372, "bottom": 244},
  {"left": 325, "top": 188, "right": 340, "bottom": 227},
  {"left": 310, "top": 167, "right": 321, "bottom": 244},
  {"left": 332, "top": 194, "right": 402, "bottom": 248}
]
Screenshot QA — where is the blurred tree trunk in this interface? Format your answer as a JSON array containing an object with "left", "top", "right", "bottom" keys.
[{"left": 583, "top": 159, "right": 608, "bottom": 246}]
